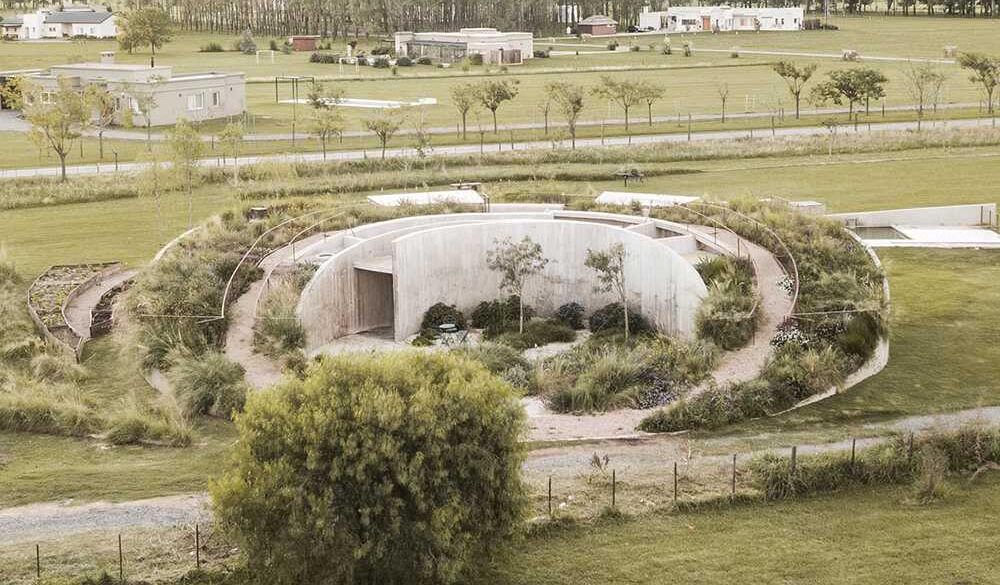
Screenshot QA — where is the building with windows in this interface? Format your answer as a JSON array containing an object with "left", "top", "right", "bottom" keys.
[
  {"left": 639, "top": 7, "right": 804, "bottom": 33},
  {"left": 22, "top": 53, "right": 246, "bottom": 126},
  {"left": 1, "top": 5, "right": 117, "bottom": 40},
  {"left": 394, "top": 28, "right": 533, "bottom": 65},
  {"left": 577, "top": 15, "right": 618, "bottom": 35}
]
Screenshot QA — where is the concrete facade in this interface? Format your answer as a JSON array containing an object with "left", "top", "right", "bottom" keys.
[
  {"left": 641, "top": 7, "right": 804, "bottom": 32},
  {"left": 828, "top": 203, "right": 997, "bottom": 228},
  {"left": 297, "top": 210, "right": 723, "bottom": 350},
  {"left": 25, "top": 56, "right": 246, "bottom": 127},
  {"left": 394, "top": 28, "right": 533, "bottom": 64}
]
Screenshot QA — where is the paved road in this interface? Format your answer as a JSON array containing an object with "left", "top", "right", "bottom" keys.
[{"left": 2, "top": 115, "right": 997, "bottom": 180}]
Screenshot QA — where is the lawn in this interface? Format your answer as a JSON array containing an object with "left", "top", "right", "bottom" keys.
[{"left": 472, "top": 477, "right": 1000, "bottom": 585}]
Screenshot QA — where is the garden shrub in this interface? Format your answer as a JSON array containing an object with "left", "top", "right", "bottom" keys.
[
  {"left": 212, "top": 351, "right": 526, "bottom": 584},
  {"left": 371, "top": 46, "right": 393, "bottom": 55},
  {"left": 420, "top": 302, "right": 467, "bottom": 331},
  {"left": 200, "top": 42, "right": 225, "bottom": 52},
  {"left": 549, "top": 346, "right": 646, "bottom": 412},
  {"left": 167, "top": 351, "right": 248, "bottom": 419},
  {"left": 695, "top": 281, "right": 759, "bottom": 350},
  {"left": 532, "top": 50, "right": 550, "bottom": 58},
  {"left": 493, "top": 320, "right": 576, "bottom": 350},
  {"left": 452, "top": 342, "right": 529, "bottom": 375},
  {"left": 468, "top": 53, "right": 484, "bottom": 65},
  {"left": 396, "top": 56, "right": 413, "bottom": 66},
  {"left": 309, "top": 52, "right": 341, "bottom": 63},
  {"left": 371, "top": 57, "right": 391, "bottom": 68},
  {"left": 416, "top": 56, "right": 433, "bottom": 65},
  {"left": 470, "top": 296, "right": 533, "bottom": 336},
  {"left": 554, "top": 302, "right": 585, "bottom": 330},
  {"left": 588, "top": 302, "right": 650, "bottom": 335},
  {"left": 105, "top": 409, "right": 192, "bottom": 447},
  {"left": 638, "top": 379, "right": 772, "bottom": 431},
  {"left": 0, "top": 380, "right": 99, "bottom": 437},
  {"left": 254, "top": 266, "right": 315, "bottom": 358}
]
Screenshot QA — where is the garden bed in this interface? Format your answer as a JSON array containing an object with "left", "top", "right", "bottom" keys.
[{"left": 27, "top": 262, "right": 121, "bottom": 359}]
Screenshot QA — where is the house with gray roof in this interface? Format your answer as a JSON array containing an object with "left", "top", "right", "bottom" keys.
[{"left": 2, "top": 5, "right": 117, "bottom": 40}]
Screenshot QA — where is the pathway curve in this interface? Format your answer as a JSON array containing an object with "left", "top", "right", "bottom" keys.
[
  {"left": 524, "top": 230, "right": 792, "bottom": 442},
  {"left": 2, "top": 116, "right": 998, "bottom": 180},
  {"left": 63, "top": 268, "right": 137, "bottom": 342},
  {"left": 5, "top": 405, "right": 1000, "bottom": 544}
]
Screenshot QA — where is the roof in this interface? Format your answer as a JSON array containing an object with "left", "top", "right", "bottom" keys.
[
  {"left": 1, "top": 16, "right": 23, "bottom": 25},
  {"left": 579, "top": 15, "right": 617, "bottom": 25},
  {"left": 596, "top": 191, "right": 700, "bottom": 208},
  {"left": 44, "top": 11, "right": 113, "bottom": 24}
]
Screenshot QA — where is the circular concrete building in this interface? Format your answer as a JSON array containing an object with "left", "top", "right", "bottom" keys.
[{"left": 295, "top": 208, "right": 733, "bottom": 352}]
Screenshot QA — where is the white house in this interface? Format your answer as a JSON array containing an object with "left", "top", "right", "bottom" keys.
[
  {"left": 1, "top": 5, "right": 117, "bottom": 40},
  {"left": 640, "top": 6, "right": 804, "bottom": 33},
  {"left": 394, "top": 28, "right": 533, "bottom": 64}
]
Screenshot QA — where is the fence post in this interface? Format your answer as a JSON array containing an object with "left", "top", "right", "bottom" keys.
[
  {"left": 547, "top": 476, "right": 553, "bottom": 518},
  {"left": 36, "top": 543, "right": 41, "bottom": 579},
  {"left": 687, "top": 113, "right": 692, "bottom": 141},
  {"left": 118, "top": 533, "right": 124, "bottom": 584},
  {"left": 790, "top": 446, "right": 797, "bottom": 475},
  {"left": 731, "top": 454, "right": 737, "bottom": 498},
  {"left": 851, "top": 438, "right": 857, "bottom": 472},
  {"left": 673, "top": 461, "right": 678, "bottom": 505},
  {"left": 195, "top": 524, "right": 201, "bottom": 570},
  {"left": 611, "top": 469, "right": 617, "bottom": 509}
]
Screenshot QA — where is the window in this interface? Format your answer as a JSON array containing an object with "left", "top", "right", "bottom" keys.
[
  {"left": 187, "top": 93, "right": 205, "bottom": 111},
  {"left": 211, "top": 91, "right": 220, "bottom": 107},
  {"left": 40, "top": 91, "right": 53, "bottom": 104}
]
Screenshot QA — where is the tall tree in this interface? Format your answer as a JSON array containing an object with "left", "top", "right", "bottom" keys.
[
  {"left": 546, "top": 81, "right": 585, "bottom": 149},
  {"left": 22, "top": 78, "right": 90, "bottom": 182},
  {"left": 311, "top": 108, "right": 344, "bottom": 160},
  {"left": 474, "top": 79, "right": 519, "bottom": 134},
  {"left": 167, "top": 119, "right": 205, "bottom": 229},
  {"left": 485, "top": 236, "right": 550, "bottom": 334},
  {"left": 585, "top": 243, "right": 631, "bottom": 340},
  {"left": 591, "top": 75, "right": 643, "bottom": 134},
  {"left": 811, "top": 68, "right": 888, "bottom": 119},
  {"left": 365, "top": 110, "right": 403, "bottom": 159},
  {"left": 121, "top": 81, "right": 160, "bottom": 151},
  {"left": 450, "top": 83, "right": 478, "bottom": 140},
  {"left": 118, "top": 7, "right": 173, "bottom": 66},
  {"left": 771, "top": 61, "right": 817, "bottom": 119},
  {"left": 902, "top": 62, "right": 947, "bottom": 130},
  {"left": 957, "top": 53, "right": 1000, "bottom": 114}
]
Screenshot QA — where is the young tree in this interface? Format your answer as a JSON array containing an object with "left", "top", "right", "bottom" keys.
[
  {"left": 957, "top": 52, "right": 1000, "bottom": 114},
  {"left": 306, "top": 81, "right": 342, "bottom": 109},
  {"left": 310, "top": 107, "right": 344, "bottom": 160},
  {"left": 167, "top": 119, "right": 205, "bottom": 229},
  {"left": 771, "top": 61, "right": 817, "bottom": 119},
  {"left": 118, "top": 7, "right": 174, "bottom": 66},
  {"left": 218, "top": 120, "right": 245, "bottom": 185},
  {"left": 86, "top": 86, "right": 117, "bottom": 161},
  {"left": 121, "top": 81, "right": 160, "bottom": 151},
  {"left": 585, "top": 242, "right": 631, "bottom": 340},
  {"left": 717, "top": 82, "right": 730, "bottom": 123},
  {"left": 21, "top": 78, "right": 91, "bottom": 181},
  {"left": 135, "top": 151, "right": 167, "bottom": 240},
  {"left": 636, "top": 80, "right": 664, "bottom": 126},
  {"left": 903, "top": 62, "right": 947, "bottom": 130},
  {"left": 365, "top": 110, "right": 403, "bottom": 159},
  {"left": 546, "top": 81, "right": 585, "bottom": 149},
  {"left": 591, "top": 75, "right": 643, "bottom": 134},
  {"left": 538, "top": 90, "right": 553, "bottom": 135},
  {"left": 450, "top": 83, "right": 477, "bottom": 139},
  {"left": 474, "top": 79, "right": 519, "bottom": 133},
  {"left": 485, "top": 236, "right": 550, "bottom": 334},
  {"left": 410, "top": 110, "right": 432, "bottom": 157},
  {"left": 811, "top": 68, "right": 887, "bottom": 119},
  {"left": 212, "top": 352, "right": 526, "bottom": 585}
]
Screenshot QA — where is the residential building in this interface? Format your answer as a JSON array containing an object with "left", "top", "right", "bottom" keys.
[
  {"left": 640, "top": 7, "right": 804, "bottom": 33},
  {"left": 394, "top": 28, "right": 533, "bottom": 64},
  {"left": 1, "top": 5, "right": 117, "bottom": 40},
  {"left": 577, "top": 15, "right": 618, "bottom": 35},
  {"left": 24, "top": 53, "right": 246, "bottom": 126}
]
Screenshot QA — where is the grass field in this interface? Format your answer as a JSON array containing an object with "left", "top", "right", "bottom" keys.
[{"left": 2, "top": 15, "right": 999, "bottom": 163}]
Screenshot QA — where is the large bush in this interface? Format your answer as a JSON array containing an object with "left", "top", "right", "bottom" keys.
[
  {"left": 212, "top": 352, "right": 526, "bottom": 584},
  {"left": 470, "top": 295, "right": 533, "bottom": 336},
  {"left": 420, "top": 302, "right": 467, "bottom": 331},
  {"left": 167, "top": 351, "right": 248, "bottom": 419},
  {"left": 493, "top": 319, "right": 576, "bottom": 350},
  {"left": 554, "top": 302, "right": 585, "bottom": 330},
  {"left": 588, "top": 302, "right": 650, "bottom": 335}
]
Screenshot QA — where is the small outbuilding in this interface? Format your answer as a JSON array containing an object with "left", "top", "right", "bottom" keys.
[
  {"left": 577, "top": 15, "right": 618, "bottom": 36},
  {"left": 288, "top": 35, "right": 320, "bottom": 51},
  {"left": 394, "top": 28, "right": 533, "bottom": 64}
]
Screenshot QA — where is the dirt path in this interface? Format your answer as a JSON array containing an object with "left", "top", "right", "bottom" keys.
[
  {"left": 63, "top": 269, "right": 138, "bottom": 341},
  {"left": 5, "top": 406, "right": 1000, "bottom": 544},
  {"left": 524, "top": 230, "right": 792, "bottom": 442}
]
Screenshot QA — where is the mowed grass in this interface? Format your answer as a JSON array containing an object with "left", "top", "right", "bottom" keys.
[{"left": 471, "top": 477, "right": 1000, "bottom": 585}]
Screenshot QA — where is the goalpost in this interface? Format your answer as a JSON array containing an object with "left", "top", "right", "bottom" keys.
[{"left": 255, "top": 50, "right": 276, "bottom": 64}]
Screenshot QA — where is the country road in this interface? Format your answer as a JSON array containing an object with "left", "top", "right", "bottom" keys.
[
  {"left": 3, "top": 405, "right": 999, "bottom": 544},
  {"left": 1, "top": 115, "right": 996, "bottom": 180}
]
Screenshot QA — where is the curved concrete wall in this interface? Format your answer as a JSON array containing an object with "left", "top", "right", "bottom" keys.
[
  {"left": 297, "top": 211, "right": 713, "bottom": 351},
  {"left": 391, "top": 219, "right": 707, "bottom": 341}
]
